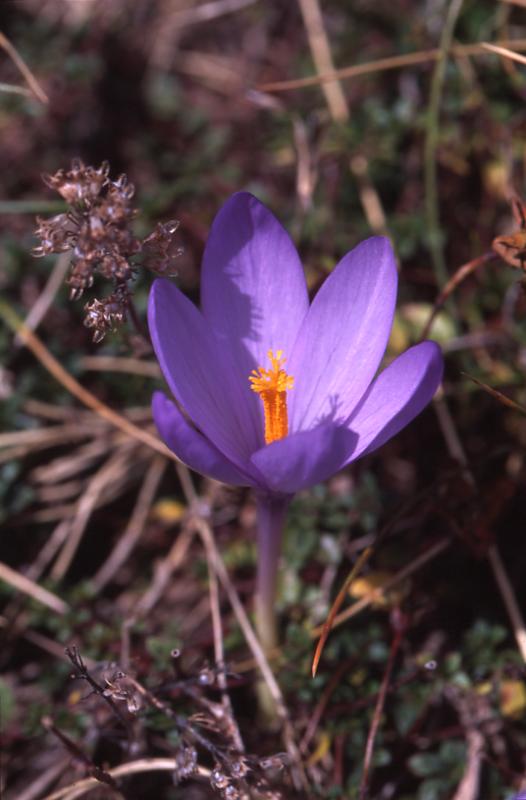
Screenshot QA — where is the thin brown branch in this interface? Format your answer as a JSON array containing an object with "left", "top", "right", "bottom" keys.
[
  {"left": 257, "top": 37, "right": 526, "bottom": 93},
  {"left": 420, "top": 251, "right": 496, "bottom": 340},
  {"left": 312, "top": 547, "right": 372, "bottom": 677},
  {"left": 359, "top": 616, "right": 405, "bottom": 799}
]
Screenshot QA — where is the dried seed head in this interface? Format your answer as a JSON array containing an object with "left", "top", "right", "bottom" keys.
[
  {"left": 34, "top": 159, "right": 182, "bottom": 342},
  {"left": 173, "top": 745, "right": 198, "bottom": 783},
  {"left": 198, "top": 666, "right": 215, "bottom": 686},
  {"left": 101, "top": 668, "right": 142, "bottom": 713},
  {"left": 83, "top": 285, "right": 129, "bottom": 342},
  {"left": 43, "top": 159, "right": 110, "bottom": 206},
  {"left": 222, "top": 785, "right": 240, "bottom": 800},
  {"left": 259, "top": 753, "right": 288, "bottom": 772},
  {"left": 210, "top": 767, "right": 230, "bottom": 790},
  {"left": 33, "top": 214, "right": 78, "bottom": 257},
  {"left": 230, "top": 758, "right": 250, "bottom": 779},
  {"left": 141, "top": 219, "right": 183, "bottom": 276},
  {"left": 68, "top": 260, "right": 94, "bottom": 300}
]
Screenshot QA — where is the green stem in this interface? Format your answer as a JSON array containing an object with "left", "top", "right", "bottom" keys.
[
  {"left": 254, "top": 492, "right": 291, "bottom": 652},
  {"left": 424, "top": 0, "right": 464, "bottom": 289}
]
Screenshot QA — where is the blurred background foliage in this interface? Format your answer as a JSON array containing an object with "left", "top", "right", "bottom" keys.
[{"left": 2, "top": 0, "right": 526, "bottom": 798}]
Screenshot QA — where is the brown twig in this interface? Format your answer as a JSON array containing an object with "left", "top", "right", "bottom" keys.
[
  {"left": 312, "top": 547, "right": 373, "bottom": 677},
  {"left": 462, "top": 373, "right": 526, "bottom": 415},
  {"left": 419, "top": 251, "right": 496, "bottom": 340},
  {"left": 300, "top": 660, "right": 353, "bottom": 753},
  {"left": 359, "top": 614, "right": 405, "bottom": 799}
]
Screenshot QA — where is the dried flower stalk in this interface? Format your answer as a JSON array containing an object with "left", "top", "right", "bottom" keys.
[{"left": 33, "top": 159, "right": 182, "bottom": 342}]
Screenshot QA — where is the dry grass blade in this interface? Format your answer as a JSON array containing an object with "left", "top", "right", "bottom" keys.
[
  {"left": 481, "top": 41, "right": 526, "bottom": 65},
  {"left": 0, "top": 424, "right": 94, "bottom": 450},
  {"left": 40, "top": 759, "right": 210, "bottom": 800},
  {"left": 93, "top": 455, "right": 166, "bottom": 590},
  {"left": 0, "top": 81, "right": 34, "bottom": 97},
  {"left": 0, "top": 561, "right": 68, "bottom": 614},
  {"left": 15, "top": 757, "right": 71, "bottom": 800},
  {"left": 133, "top": 526, "right": 195, "bottom": 618},
  {"left": 51, "top": 445, "right": 136, "bottom": 581},
  {"left": 311, "top": 538, "right": 451, "bottom": 636},
  {"left": 257, "top": 37, "right": 526, "bottom": 92},
  {"left": 30, "top": 437, "right": 115, "bottom": 485},
  {"left": 190, "top": 512, "right": 310, "bottom": 792},
  {"left": 297, "top": 0, "right": 388, "bottom": 238},
  {"left": 15, "top": 253, "right": 71, "bottom": 346},
  {"left": 0, "top": 30, "right": 48, "bottom": 103},
  {"left": 488, "top": 544, "right": 526, "bottom": 663},
  {"left": 79, "top": 355, "right": 161, "bottom": 377},
  {"left": 201, "top": 502, "right": 245, "bottom": 753},
  {"left": 0, "top": 300, "right": 176, "bottom": 462},
  {"left": 297, "top": 0, "right": 349, "bottom": 121},
  {"left": 312, "top": 547, "right": 373, "bottom": 677},
  {"left": 169, "top": 0, "right": 257, "bottom": 27}
]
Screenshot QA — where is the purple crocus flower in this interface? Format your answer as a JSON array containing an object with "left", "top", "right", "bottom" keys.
[{"left": 148, "top": 192, "right": 443, "bottom": 647}]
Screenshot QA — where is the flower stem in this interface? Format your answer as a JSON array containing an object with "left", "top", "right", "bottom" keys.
[{"left": 254, "top": 492, "right": 290, "bottom": 652}]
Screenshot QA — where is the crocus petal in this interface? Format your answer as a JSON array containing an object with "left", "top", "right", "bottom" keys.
[
  {"left": 152, "top": 392, "right": 255, "bottom": 486},
  {"left": 250, "top": 424, "right": 357, "bottom": 494},
  {"left": 288, "top": 237, "right": 397, "bottom": 431},
  {"left": 201, "top": 193, "right": 309, "bottom": 442},
  {"left": 344, "top": 340, "right": 443, "bottom": 462},
  {"left": 148, "top": 278, "right": 262, "bottom": 473}
]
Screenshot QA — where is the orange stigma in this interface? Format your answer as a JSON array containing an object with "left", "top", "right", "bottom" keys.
[{"left": 249, "top": 350, "right": 294, "bottom": 444}]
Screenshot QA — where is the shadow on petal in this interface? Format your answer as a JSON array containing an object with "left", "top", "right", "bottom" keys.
[
  {"left": 250, "top": 424, "right": 358, "bottom": 494},
  {"left": 152, "top": 392, "right": 258, "bottom": 487}
]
